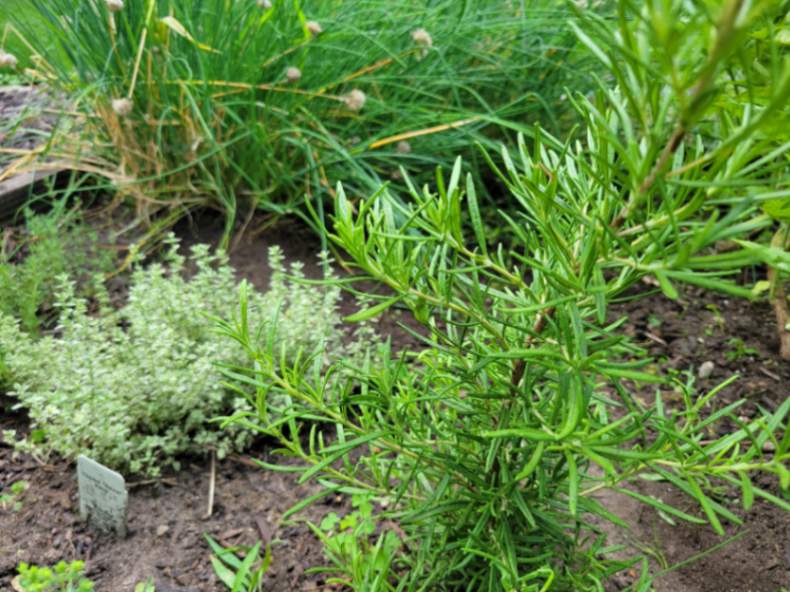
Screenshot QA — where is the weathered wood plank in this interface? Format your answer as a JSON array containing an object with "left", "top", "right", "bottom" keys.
[{"left": 0, "top": 169, "right": 64, "bottom": 221}]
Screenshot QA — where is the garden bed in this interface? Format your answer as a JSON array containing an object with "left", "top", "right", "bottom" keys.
[
  {"left": 1, "top": 1, "right": 789, "bottom": 587},
  {"left": 0, "top": 86, "right": 54, "bottom": 162},
  {"left": 1, "top": 218, "right": 788, "bottom": 592}
]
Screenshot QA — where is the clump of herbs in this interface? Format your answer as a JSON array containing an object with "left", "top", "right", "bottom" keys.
[
  {"left": 1, "top": 236, "right": 359, "bottom": 476},
  {"left": 0, "top": 206, "right": 114, "bottom": 335}
]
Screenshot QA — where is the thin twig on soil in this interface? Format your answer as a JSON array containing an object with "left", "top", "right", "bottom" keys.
[
  {"left": 228, "top": 453, "right": 261, "bottom": 469},
  {"left": 205, "top": 449, "right": 216, "bottom": 519},
  {"left": 254, "top": 515, "right": 273, "bottom": 545},
  {"left": 127, "top": 477, "right": 177, "bottom": 488}
]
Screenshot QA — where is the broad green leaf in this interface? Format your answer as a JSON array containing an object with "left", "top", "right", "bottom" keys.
[
  {"left": 209, "top": 555, "right": 236, "bottom": 588},
  {"left": 654, "top": 270, "right": 679, "bottom": 300}
]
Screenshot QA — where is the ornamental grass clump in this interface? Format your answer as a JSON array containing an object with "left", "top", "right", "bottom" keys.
[
  {"left": 0, "top": 237, "right": 357, "bottom": 477},
  {"left": 219, "top": 1, "right": 790, "bottom": 589},
  {"left": 11, "top": 0, "right": 586, "bottom": 238}
]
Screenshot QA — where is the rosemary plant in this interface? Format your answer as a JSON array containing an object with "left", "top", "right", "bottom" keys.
[{"left": 219, "top": 1, "right": 789, "bottom": 590}]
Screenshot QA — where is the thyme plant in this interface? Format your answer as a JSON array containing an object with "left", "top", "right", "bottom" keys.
[
  {"left": 1, "top": 237, "right": 355, "bottom": 476},
  {"left": 220, "top": 1, "right": 790, "bottom": 589}
]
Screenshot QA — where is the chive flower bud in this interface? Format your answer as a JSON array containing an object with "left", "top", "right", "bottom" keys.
[
  {"left": 306, "top": 21, "right": 323, "bottom": 37},
  {"left": 411, "top": 28, "right": 433, "bottom": 47},
  {"left": 343, "top": 89, "right": 366, "bottom": 112},
  {"left": 397, "top": 141, "right": 412, "bottom": 154},
  {"left": 0, "top": 52, "right": 18, "bottom": 69},
  {"left": 286, "top": 66, "right": 302, "bottom": 83},
  {"left": 112, "top": 98, "right": 133, "bottom": 117},
  {"left": 106, "top": 0, "right": 124, "bottom": 12},
  {"left": 411, "top": 28, "right": 433, "bottom": 59}
]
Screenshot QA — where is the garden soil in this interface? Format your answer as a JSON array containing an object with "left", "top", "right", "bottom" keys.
[
  {"left": 600, "top": 288, "right": 790, "bottom": 592},
  {"left": 1, "top": 216, "right": 788, "bottom": 591}
]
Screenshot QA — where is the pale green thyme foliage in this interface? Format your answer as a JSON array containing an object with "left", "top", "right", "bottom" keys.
[{"left": 0, "top": 237, "right": 352, "bottom": 476}]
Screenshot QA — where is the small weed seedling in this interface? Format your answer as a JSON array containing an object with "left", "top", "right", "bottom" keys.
[
  {"left": 724, "top": 338, "right": 759, "bottom": 363},
  {"left": 0, "top": 480, "right": 28, "bottom": 512},
  {"left": 205, "top": 535, "right": 271, "bottom": 592},
  {"left": 703, "top": 304, "right": 726, "bottom": 336},
  {"left": 647, "top": 314, "right": 662, "bottom": 330},
  {"left": 309, "top": 494, "right": 401, "bottom": 590},
  {"left": 14, "top": 561, "right": 94, "bottom": 592}
]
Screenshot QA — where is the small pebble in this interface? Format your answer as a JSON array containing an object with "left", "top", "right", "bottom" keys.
[
  {"left": 156, "top": 524, "right": 170, "bottom": 537},
  {"left": 697, "top": 361, "right": 715, "bottom": 379}
]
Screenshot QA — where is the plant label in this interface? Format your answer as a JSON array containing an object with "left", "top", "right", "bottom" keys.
[{"left": 77, "top": 455, "right": 128, "bottom": 537}]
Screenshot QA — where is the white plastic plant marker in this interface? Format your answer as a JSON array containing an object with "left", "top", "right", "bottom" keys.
[{"left": 77, "top": 455, "right": 128, "bottom": 537}]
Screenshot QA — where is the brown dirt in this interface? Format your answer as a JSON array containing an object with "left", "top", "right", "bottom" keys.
[
  {"left": 602, "top": 287, "right": 790, "bottom": 592},
  {"left": 1, "top": 216, "right": 788, "bottom": 591},
  {"left": 0, "top": 429, "right": 340, "bottom": 591}
]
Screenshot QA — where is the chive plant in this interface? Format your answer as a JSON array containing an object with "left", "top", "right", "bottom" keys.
[
  {"left": 219, "top": 1, "right": 790, "bottom": 590},
  {"left": 13, "top": 0, "right": 584, "bottom": 240}
]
